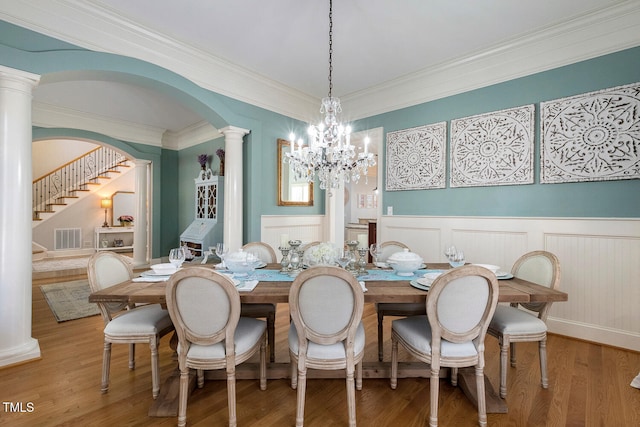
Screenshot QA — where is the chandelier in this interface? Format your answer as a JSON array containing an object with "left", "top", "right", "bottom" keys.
[{"left": 286, "top": 0, "right": 376, "bottom": 193}]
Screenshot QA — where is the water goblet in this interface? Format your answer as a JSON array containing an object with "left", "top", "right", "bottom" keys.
[
  {"left": 337, "top": 249, "right": 351, "bottom": 270},
  {"left": 168, "top": 247, "right": 186, "bottom": 269},
  {"left": 215, "top": 243, "right": 229, "bottom": 265},
  {"left": 444, "top": 245, "right": 456, "bottom": 261},
  {"left": 449, "top": 249, "right": 465, "bottom": 268},
  {"left": 369, "top": 243, "right": 381, "bottom": 266}
]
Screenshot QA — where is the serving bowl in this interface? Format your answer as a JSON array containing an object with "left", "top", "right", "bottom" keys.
[
  {"left": 386, "top": 249, "right": 424, "bottom": 276},
  {"left": 224, "top": 249, "right": 262, "bottom": 276}
]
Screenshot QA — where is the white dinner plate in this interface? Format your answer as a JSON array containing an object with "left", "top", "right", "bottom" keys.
[
  {"left": 374, "top": 262, "right": 389, "bottom": 268},
  {"left": 496, "top": 272, "right": 514, "bottom": 280},
  {"left": 141, "top": 269, "right": 177, "bottom": 277},
  {"left": 409, "top": 280, "right": 430, "bottom": 291}
]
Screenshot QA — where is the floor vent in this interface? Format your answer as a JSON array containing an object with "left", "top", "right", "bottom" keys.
[{"left": 54, "top": 228, "right": 82, "bottom": 250}]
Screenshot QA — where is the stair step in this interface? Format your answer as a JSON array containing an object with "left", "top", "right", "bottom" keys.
[
  {"left": 105, "top": 169, "right": 122, "bottom": 174},
  {"left": 56, "top": 196, "right": 79, "bottom": 201},
  {"left": 46, "top": 203, "right": 67, "bottom": 207},
  {"left": 35, "top": 210, "right": 55, "bottom": 214},
  {"left": 96, "top": 175, "right": 111, "bottom": 179}
]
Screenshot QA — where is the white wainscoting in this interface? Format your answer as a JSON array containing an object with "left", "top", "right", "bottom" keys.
[
  {"left": 260, "top": 214, "right": 640, "bottom": 351},
  {"left": 260, "top": 215, "right": 326, "bottom": 255},
  {"left": 379, "top": 215, "right": 640, "bottom": 351}
]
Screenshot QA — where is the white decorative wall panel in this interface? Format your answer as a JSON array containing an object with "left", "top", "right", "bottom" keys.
[
  {"left": 261, "top": 215, "right": 324, "bottom": 254},
  {"left": 386, "top": 122, "right": 446, "bottom": 191},
  {"left": 541, "top": 82, "right": 640, "bottom": 183},
  {"left": 379, "top": 215, "right": 640, "bottom": 351},
  {"left": 450, "top": 105, "right": 535, "bottom": 188}
]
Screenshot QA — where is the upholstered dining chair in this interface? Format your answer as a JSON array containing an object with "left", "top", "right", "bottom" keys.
[
  {"left": 375, "top": 241, "right": 424, "bottom": 361},
  {"left": 241, "top": 241, "right": 278, "bottom": 362},
  {"left": 165, "top": 267, "right": 267, "bottom": 427},
  {"left": 289, "top": 266, "right": 365, "bottom": 427},
  {"left": 487, "top": 250, "right": 561, "bottom": 398},
  {"left": 390, "top": 265, "right": 499, "bottom": 427},
  {"left": 87, "top": 251, "right": 174, "bottom": 399}
]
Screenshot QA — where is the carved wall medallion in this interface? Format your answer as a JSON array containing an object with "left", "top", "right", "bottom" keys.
[
  {"left": 386, "top": 122, "right": 446, "bottom": 191},
  {"left": 541, "top": 82, "right": 640, "bottom": 183},
  {"left": 450, "top": 105, "right": 534, "bottom": 188}
]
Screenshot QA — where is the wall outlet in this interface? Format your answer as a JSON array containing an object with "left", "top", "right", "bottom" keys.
[{"left": 387, "top": 206, "right": 393, "bottom": 215}]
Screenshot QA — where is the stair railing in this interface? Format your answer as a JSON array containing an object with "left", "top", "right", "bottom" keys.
[{"left": 33, "top": 146, "right": 128, "bottom": 219}]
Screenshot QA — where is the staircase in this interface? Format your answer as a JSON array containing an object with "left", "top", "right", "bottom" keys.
[{"left": 32, "top": 146, "right": 131, "bottom": 226}]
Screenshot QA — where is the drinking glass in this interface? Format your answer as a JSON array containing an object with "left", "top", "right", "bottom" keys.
[
  {"left": 449, "top": 250, "right": 465, "bottom": 268},
  {"left": 369, "top": 243, "right": 381, "bottom": 266},
  {"left": 337, "top": 249, "right": 351, "bottom": 270},
  {"left": 215, "top": 243, "right": 229, "bottom": 265},
  {"left": 168, "top": 247, "right": 186, "bottom": 269},
  {"left": 444, "top": 245, "right": 457, "bottom": 261}
]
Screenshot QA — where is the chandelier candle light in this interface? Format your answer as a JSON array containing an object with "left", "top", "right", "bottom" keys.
[{"left": 286, "top": 0, "right": 375, "bottom": 193}]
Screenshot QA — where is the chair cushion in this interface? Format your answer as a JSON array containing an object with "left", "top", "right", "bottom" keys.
[
  {"left": 104, "top": 304, "right": 173, "bottom": 336},
  {"left": 184, "top": 317, "right": 266, "bottom": 360},
  {"left": 489, "top": 305, "right": 547, "bottom": 334},
  {"left": 289, "top": 322, "right": 365, "bottom": 360},
  {"left": 392, "top": 315, "right": 478, "bottom": 358}
]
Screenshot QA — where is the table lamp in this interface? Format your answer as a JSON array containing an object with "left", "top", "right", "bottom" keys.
[{"left": 101, "top": 198, "right": 112, "bottom": 227}]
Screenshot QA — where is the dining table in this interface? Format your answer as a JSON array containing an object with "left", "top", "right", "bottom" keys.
[{"left": 88, "top": 262, "right": 568, "bottom": 417}]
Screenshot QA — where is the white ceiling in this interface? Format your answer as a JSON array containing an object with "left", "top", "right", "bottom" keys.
[{"left": 2, "top": 0, "right": 638, "bottom": 144}]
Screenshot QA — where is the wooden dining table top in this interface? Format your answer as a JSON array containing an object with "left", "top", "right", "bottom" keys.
[{"left": 88, "top": 262, "right": 568, "bottom": 306}]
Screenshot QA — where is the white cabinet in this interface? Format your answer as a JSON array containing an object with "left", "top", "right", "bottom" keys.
[
  {"left": 95, "top": 227, "right": 134, "bottom": 252},
  {"left": 180, "top": 172, "right": 223, "bottom": 257}
]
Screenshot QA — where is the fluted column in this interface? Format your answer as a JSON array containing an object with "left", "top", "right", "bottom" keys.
[
  {"left": 133, "top": 159, "right": 150, "bottom": 266},
  {"left": 219, "top": 126, "right": 249, "bottom": 251},
  {"left": 0, "top": 65, "right": 41, "bottom": 367}
]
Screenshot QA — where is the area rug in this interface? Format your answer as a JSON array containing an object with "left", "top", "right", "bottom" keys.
[
  {"left": 40, "top": 280, "right": 100, "bottom": 322},
  {"left": 33, "top": 256, "right": 90, "bottom": 272},
  {"left": 33, "top": 255, "right": 133, "bottom": 272}
]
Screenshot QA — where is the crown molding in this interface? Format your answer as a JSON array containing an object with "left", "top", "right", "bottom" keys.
[
  {"left": 342, "top": 2, "right": 640, "bottom": 118},
  {"left": 162, "top": 121, "right": 221, "bottom": 151},
  {"left": 3, "top": 1, "right": 640, "bottom": 122},
  {"left": 0, "top": 0, "right": 318, "bottom": 121},
  {"left": 32, "top": 101, "right": 165, "bottom": 146}
]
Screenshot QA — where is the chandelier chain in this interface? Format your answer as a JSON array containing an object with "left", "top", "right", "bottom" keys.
[
  {"left": 328, "top": 0, "right": 333, "bottom": 98},
  {"left": 284, "top": 0, "right": 376, "bottom": 194}
]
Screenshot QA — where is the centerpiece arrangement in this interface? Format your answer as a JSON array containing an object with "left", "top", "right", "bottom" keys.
[{"left": 302, "top": 242, "right": 340, "bottom": 266}]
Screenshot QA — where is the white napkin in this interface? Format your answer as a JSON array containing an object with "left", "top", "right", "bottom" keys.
[
  {"left": 359, "top": 281, "right": 368, "bottom": 292},
  {"left": 132, "top": 276, "right": 169, "bottom": 282},
  {"left": 233, "top": 279, "right": 259, "bottom": 292}
]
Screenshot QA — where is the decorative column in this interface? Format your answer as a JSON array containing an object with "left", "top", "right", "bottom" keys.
[
  {"left": 219, "top": 126, "right": 249, "bottom": 251},
  {"left": 0, "top": 66, "right": 41, "bottom": 367},
  {"left": 133, "top": 159, "right": 150, "bottom": 267},
  {"left": 325, "top": 185, "right": 345, "bottom": 247}
]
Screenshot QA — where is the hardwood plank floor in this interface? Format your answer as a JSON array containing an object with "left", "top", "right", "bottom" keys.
[{"left": 2, "top": 268, "right": 638, "bottom": 426}]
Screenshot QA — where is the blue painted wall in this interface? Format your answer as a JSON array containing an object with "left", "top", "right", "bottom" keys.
[
  {"left": 355, "top": 47, "right": 640, "bottom": 217},
  {"left": 2, "top": 20, "right": 638, "bottom": 260}
]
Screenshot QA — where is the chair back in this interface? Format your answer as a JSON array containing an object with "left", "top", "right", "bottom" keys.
[
  {"left": 242, "top": 242, "right": 277, "bottom": 263},
  {"left": 427, "top": 265, "right": 499, "bottom": 347},
  {"left": 289, "top": 266, "right": 364, "bottom": 348},
  {"left": 88, "top": 251, "right": 134, "bottom": 322},
  {"left": 165, "top": 267, "right": 240, "bottom": 353},
  {"left": 511, "top": 250, "right": 561, "bottom": 319},
  {"left": 378, "top": 241, "right": 409, "bottom": 262}
]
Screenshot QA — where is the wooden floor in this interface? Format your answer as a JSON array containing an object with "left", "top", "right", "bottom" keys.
[{"left": 2, "top": 267, "right": 638, "bottom": 426}]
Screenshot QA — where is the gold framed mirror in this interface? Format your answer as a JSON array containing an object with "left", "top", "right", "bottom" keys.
[{"left": 278, "top": 138, "right": 314, "bottom": 206}]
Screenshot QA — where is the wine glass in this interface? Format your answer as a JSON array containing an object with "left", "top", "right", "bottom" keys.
[
  {"left": 449, "top": 249, "right": 465, "bottom": 268},
  {"left": 444, "top": 245, "right": 456, "bottom": 261},
  {"left": 369, "top": 243, "right": 381, "bottom": 266},
  {"left": 215, "top": 243, "right": 229, "bottom": 265},
  {"left": 168, "top": 247, "right": 185, "bottom": 269},
  {"left": 337, "top": 249, "right": 352, "bottom": 270}
]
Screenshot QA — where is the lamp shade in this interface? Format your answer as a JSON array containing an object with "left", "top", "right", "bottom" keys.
[{"left": 101, "top": 198, "right": 112, "bottom": 209}]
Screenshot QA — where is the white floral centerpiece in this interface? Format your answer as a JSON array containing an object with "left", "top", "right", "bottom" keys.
[{"left": 302, "top": 242, "right": 340, "bottom": 266}]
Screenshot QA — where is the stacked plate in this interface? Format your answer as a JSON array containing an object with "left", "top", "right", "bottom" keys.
[{"left": 410, "top": 271, "right": 443, "bottom": 291}]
